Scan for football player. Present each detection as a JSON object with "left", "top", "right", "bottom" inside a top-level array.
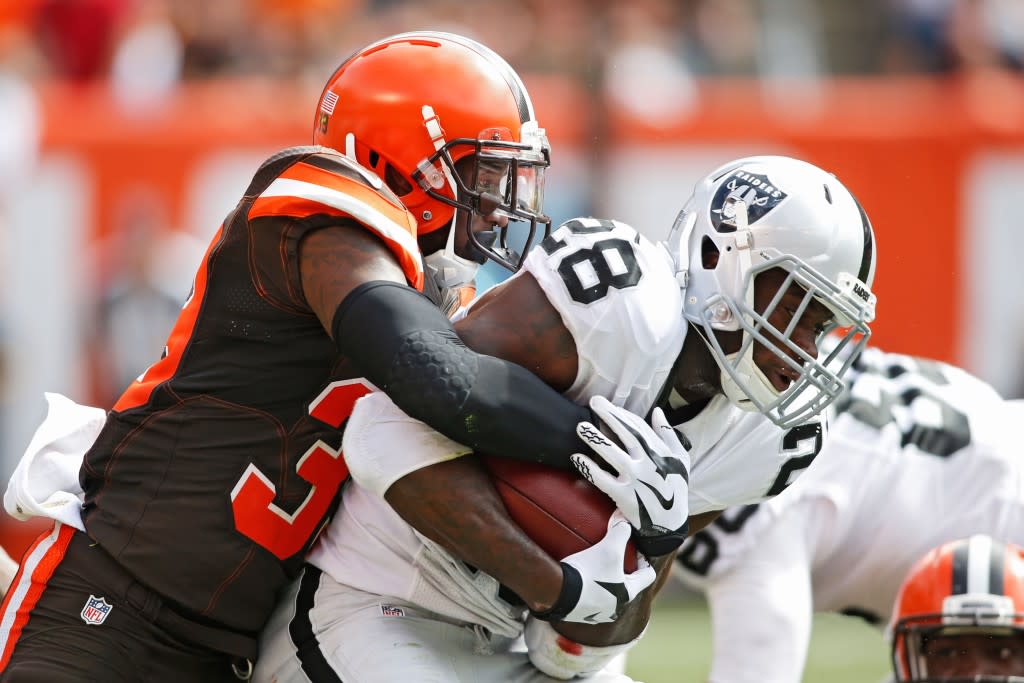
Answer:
[
  {"left": 0, "top": 32, "right": 681, "bottom": 682},
  {"left": 253, "top": 155, "right": 879, "bottom": 681},
  {"left": 891, "top": 535, "right": 1024, "bottom": 682},
  {"left": 674, "top": 345, "right": 1024, "bottom": 682}
]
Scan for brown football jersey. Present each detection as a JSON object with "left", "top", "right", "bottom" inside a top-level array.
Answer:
[{"left": 80, "top": 146, "right": 422, "bottom": 635}]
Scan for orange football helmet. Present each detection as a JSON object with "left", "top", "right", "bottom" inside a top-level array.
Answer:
[
  {"left": 890, "top": 535, "right": 1024, "bottom": 682},
  {"left": 313, "top": 31, "right": 551, "bottom": 285}
]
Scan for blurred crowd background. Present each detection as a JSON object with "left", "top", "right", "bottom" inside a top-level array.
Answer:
[
  {"left": 2, "top": 0, "right": 1024, "bottom": 514},
  {"left": 5, "top": 0, "right": 1024, "bottom": 85}
]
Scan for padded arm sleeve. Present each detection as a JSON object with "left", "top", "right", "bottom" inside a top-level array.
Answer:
[{"left": 332, "top": 281, "right": 589, "bottom": 469}]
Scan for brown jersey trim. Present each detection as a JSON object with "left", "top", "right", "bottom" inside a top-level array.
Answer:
[{"left": 112, "top": 224, "right": 224, "bottom": 412}]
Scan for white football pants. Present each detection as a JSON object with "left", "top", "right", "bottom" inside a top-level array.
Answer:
[{"left": 254, "top": 565, "right": 636, "bottom": 683}]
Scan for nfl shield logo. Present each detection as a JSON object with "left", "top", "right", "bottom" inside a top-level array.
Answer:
[
  {"left": 80, "top": 595, "right": 112, "bottom": 625},
  {"left": 380, "top": 604, "right": 405, "bottom": 617}
]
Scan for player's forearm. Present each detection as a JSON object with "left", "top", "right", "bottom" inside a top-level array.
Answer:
[
  {"left": 332, "top": 280, "right": 589, "bottom": 470},
  {"left": 383, "top": 455, "right": 564, "bottom": 613}
]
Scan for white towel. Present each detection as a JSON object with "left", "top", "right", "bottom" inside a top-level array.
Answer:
[{"left": 3, "top": 393, "right": 107, "bottom": 531}]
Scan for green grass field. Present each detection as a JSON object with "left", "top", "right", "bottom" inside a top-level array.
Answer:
[{"left": 624, "top": 589, "right": 892, "bottom": 682}]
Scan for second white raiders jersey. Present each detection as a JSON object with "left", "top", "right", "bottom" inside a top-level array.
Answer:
[{"left": 675, "top": 346, "right": 1024, "bottom": 626}]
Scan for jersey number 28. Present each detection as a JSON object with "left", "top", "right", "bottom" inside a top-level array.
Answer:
[{"left": 542, "top": 220, "right": 642, "bottom": 304}]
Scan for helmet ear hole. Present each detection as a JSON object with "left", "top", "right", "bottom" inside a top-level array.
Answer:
[
  {"left": 701, "top": 236, "right": 721, "bottom": 269},
  {"left": 384, "top": 164, "right": 413, "bottom": 196}
]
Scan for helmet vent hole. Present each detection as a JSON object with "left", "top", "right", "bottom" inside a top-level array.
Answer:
[
  {"left": 701, "top": 236, "right": 720, "bottom": 270},
  {"left": 823, "top": 184, "right": 833, "bottom": 204},
  {"left": 368, "top": 151, "right": 380, "bottom": 167}
]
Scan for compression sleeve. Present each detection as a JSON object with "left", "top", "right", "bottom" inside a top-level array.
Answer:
[{"left": 332, "top": 280, "right": 589, "bottom": 469}]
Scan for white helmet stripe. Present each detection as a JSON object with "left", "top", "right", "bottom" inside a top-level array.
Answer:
[{"left": 966, "top": 534, "right": 994, "bottom": 595}]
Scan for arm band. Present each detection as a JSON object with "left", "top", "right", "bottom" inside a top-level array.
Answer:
[
  {"left": 529, "top": 563, "right": 582, "bottom": 623},
  {"left": 332, "top": 281, "right": 589, "bottom": 469}
]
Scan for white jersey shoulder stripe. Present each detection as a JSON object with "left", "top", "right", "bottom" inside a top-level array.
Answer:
[{"left": 260, "top": 177, "right": 419, "bottom": 258}]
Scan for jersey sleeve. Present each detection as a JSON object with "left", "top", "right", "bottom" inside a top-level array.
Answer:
[
  {"left": 341, "top": 391, "right": 472, "bottom": 497},
  {"left": 522, "top": 217, "right": 685, "bottom": 416},
  {"left": 244, "top": 148, "right": 423, "bottom": 311}
]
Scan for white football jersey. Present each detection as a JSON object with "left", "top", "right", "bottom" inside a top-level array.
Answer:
[
  {"left": 674, "top": 347, "right": 1024, "bottom": 680},
  {"left": 674, "top": 395, "right": 825, "bottom": 516},
  {"left": 528, "top": 217, "right": 825, "bottom": 516}
]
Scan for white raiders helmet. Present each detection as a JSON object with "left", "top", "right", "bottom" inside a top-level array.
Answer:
[{"left": 664, "top": 155, "right": 877, "bottom": 428}]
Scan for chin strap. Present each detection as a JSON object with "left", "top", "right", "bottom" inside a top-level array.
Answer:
[
  {"left": 690, "top": 309, "right": 777, "bottom": 414},
  {"left": 420, "top": 104, "right": 479, "bottom": 290},
  {"left": 423, "top": 249, "right": 480, "bottom": 290}
]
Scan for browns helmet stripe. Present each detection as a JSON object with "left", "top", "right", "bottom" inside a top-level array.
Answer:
[
  {"left": 318, "top": 32, "right": 536, "bottom": 128},
  {"left": 952, "top": 539, "right": 970, "bottom": 595},
  {"left": 989, "top": 538, "right": 1007, "bottom": 596},
  {"left": 967, "top": 535, "right": 994, "bottom": 594},
  {"left": 951, "top": 535, "right": 1006, "bottom": 596}
]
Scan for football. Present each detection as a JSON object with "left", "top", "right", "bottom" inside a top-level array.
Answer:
[{"left": 481, "top": 455, "right": 637, "bottom": 573}]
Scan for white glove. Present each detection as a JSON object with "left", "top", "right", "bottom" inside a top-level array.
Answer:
[
  {"left": 572, "top": 395, "right": 691, "bottom": 557},
  {"left": 533, "top": 511, "right": 655, "bottom": 625}
]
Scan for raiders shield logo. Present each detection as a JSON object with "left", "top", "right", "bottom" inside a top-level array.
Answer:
[{"left": 710, "top": 171, "right": 788, "bottom": 232}]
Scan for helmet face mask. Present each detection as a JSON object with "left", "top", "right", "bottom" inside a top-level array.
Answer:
[
  {"left": 312, "top": 31, "right": 552, "bottom": 291},
  {"left": 891, "top": 536, "right": 1024, "bottom": 683},
  {"left": 698, "top": 254, "right": 871, "bottom": 427},
  {"left": 664, "top": 156, "right": 877, "bottom": 428},
  {"left": 412, "top": 122, "right": 551, "bottom": 274}
]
